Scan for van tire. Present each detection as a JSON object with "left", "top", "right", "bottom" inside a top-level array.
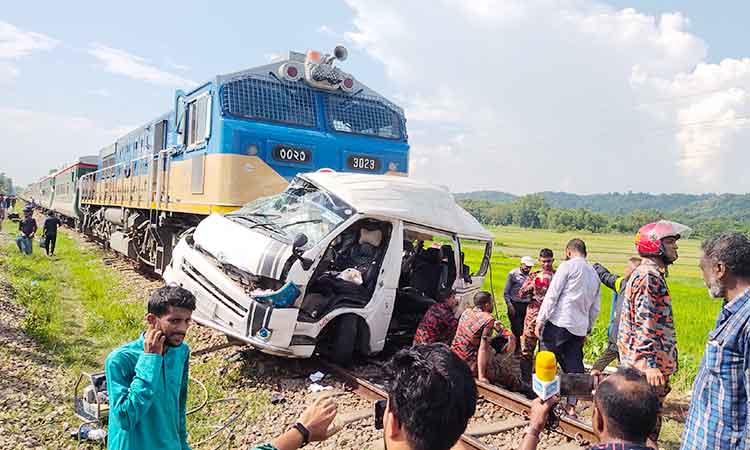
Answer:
[{"left": 331, "top": 314, "right": 358, "bottom": 367}]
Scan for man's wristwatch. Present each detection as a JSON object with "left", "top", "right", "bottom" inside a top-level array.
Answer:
[{"left": 292, "top": 422, "right": 311, "bottom": 446}]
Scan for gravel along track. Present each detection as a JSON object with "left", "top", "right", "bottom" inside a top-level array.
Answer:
[
  {"left": 0, "top": 230, "right": 76, "bottom": 449},
  {"left": 0, "top": 273, "right": 73, "bottom": 449},
  {"left": 327, "top": 360, "right": 589, "bottom": 450}
]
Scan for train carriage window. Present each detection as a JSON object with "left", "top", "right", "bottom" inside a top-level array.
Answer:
[{"left": 186, "top": 94, "right": 211, "bottom": 148}]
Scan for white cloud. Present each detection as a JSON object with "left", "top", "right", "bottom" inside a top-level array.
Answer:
[
  {"left": 88, "top": 43, "right": 196, "bottom": 88},
  {"left": 317, "top": 25, "right": 337, "bottom": 37},
  {"left": 345, "top": 0, "right": 749, "bottom": 193},
  {"left": 633, "top": 58, "right": 750, "bottom": 186},
  {"left": 0, "top": 21, "right": 59, "bottom": 82},
  {"left": 0, "top": 108, "right": 126, "bottom": 185}
]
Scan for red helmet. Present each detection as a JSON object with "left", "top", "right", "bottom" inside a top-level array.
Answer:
[{"left": 635, "top": 220, "right": 691, "bottom": 258}]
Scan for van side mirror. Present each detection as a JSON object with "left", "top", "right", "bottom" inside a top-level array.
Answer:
[
  {"left": 292, "top": 233, "right": 313, "bottom": 270},
  {"left": 293, "top": 233, "right": 308, "bottom": 249}
]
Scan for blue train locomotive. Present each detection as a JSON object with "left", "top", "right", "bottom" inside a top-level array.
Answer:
[{"left": 26, "top": 47, "right": 409, "bottom": 272}]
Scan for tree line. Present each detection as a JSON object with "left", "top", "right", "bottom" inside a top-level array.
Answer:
[
  {"left": 459, "top": 196, "right": 750, "bottom": 237},
  {"left": 0, "top": 173, "right": 13, "bottom": 196}
]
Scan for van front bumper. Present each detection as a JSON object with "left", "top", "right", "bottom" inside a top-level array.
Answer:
[{"left": 163, "top": 241, "right": 315, "bottom": 358}]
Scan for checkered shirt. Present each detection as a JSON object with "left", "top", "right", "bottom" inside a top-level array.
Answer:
[{"left": 681, "top": 288, "right": 750, "bottom": 450}]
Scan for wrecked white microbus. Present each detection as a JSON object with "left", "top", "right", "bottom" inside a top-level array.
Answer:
[{"left": 163, "top": 172, "right": 493, "bottom": 365}]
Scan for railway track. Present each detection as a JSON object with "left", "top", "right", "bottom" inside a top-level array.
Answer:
[{"left": 322, "top": 361, "right": 596, "bottom": 450}]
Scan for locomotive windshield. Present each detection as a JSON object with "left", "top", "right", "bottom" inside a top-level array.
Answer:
[
  {"left": 227, "top": 178, "right": 353, "bottom": 246},
  {"left": 325, "top": 93, "right": 404, "bottom": 140},
  {"left": 220, "top": 75, "right": 406, "bottom": 140}
]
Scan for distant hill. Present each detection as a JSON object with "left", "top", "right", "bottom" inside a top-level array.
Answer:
[
  {"left": 672, "top": 194, "right": 750, "bottom": 222},
  {"left": 534, "top": 192, "right": 715, "bottom": 215},
  {"left": 456, "top": 190, "right": 749, "bottom": 218},
  {"left": 454, "top": 191, "right": 517, "bottom": 203}
]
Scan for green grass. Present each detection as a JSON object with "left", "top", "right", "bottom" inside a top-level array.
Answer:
[
  {"left": 0, "top": 214, "right": 267, "bottom": 448},
  {"left": 463, "top": 225, "right": 720, "bottom": 393},
  {"left": 0, "top": 226, "right": 141, "bottom": 370}
]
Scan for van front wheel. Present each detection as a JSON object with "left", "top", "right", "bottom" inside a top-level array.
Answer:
[{"left": 331, "top": 314, "right": 358, "bottom": 367}]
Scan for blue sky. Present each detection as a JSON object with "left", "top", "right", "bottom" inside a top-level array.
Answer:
[
  {"left": 1, "top": 1, "right": 384, "bottom": 135},
  {"left": 2, "top": 1, "right": 749, "bottom": 194}
]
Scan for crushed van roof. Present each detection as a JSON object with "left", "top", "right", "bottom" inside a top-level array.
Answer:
[{"left": 300, "top": 172, "right": 493, "bottom": 240}]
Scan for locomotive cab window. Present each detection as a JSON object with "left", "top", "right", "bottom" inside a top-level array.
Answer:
[{"left": 186, "top": 94, "right": 211, "bottom": 148}]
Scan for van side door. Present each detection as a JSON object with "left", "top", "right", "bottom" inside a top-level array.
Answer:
[{"left": 454, "top": 238, "right": 492, "bottom": 315}]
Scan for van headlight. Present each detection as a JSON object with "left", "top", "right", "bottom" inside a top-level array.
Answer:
[{"left": 257, "top": 328, "right": 272, "bottom": 341}]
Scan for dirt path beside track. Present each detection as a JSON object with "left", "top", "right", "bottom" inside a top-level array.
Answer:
[{"left": 0, "top": 233, "right": 75, "bottom": 449}]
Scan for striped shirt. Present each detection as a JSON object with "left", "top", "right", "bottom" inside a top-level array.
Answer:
[
  {"left": 681, "top": 288, "right": 750, "bottom": 450},
  {"left": 451, "top": 307, "right": 495, "bottom": 376}
]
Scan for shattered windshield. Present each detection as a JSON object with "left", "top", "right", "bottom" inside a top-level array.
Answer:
[{"left": 228, "top": 178, "right": 354, "bottom": 246}]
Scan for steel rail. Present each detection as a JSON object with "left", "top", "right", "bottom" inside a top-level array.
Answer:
[
  {"left": 323, "top": 361, "right": 596, "bottom": 447},
  {"left": 321, "top": 361, "right": 491, "bottom": 450},
  {"left": 476, "top": 380, "right": 597, "bottom": 444}
]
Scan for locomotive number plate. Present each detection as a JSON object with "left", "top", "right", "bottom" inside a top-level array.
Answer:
[
  {"left": 272, "top": 145, "right": 312, "bottom": 164},
  {"left": 346, "top": 154, "right": 381, "bottom": 172}
]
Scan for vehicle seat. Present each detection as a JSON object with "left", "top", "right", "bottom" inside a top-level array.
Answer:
[
  {"left": 399, "top": 240, "right": 417, "bottom": 288},
  {"left": 438, "top": 245, "right": 457, "bottom": 297},
  {"left": 410, "top": 247, "right": 443, "bottom": 300},
  {"left": 333, "top": 226, "right": 384, "bottom": 290}
]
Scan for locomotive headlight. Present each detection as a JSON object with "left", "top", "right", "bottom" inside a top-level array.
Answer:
[
  {"left": 278, "top": 62, "right": 303, "bottom": 82},
  {"left": 340, "top": 77, "right": 356, "bottom": 92}
]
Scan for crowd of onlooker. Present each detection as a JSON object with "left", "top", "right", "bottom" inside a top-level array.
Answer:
[
  {"left": 94, "top": 219, "right": 750, "bottom": 450},
  {"left": 367, "top": 220, "right": 750, "bottom": 450}
]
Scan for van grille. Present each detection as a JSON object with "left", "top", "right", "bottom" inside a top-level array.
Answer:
[{"left": 181, "top": 261, "right": 248, "bottom": 316}]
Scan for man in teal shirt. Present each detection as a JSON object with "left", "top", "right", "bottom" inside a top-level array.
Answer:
[{"left": 106, "top": 286, "right": 196, "bottom": 450}]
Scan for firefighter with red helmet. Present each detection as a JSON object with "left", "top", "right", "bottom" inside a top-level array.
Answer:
[{"left": 617, "top": 220, "right": 691, "bottom": 448}]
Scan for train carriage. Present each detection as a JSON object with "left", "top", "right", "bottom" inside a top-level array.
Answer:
[
  {"left": 20, "top": 157, "right": 98, "bottom": 222},
  {"left": 77, "top": 47, "right": 410, "bottom": 273},
  {"left": 51, "top": 157, "right": 98, "bottom": 222},
  {"left": 38, "top": 176, "right": 54, "bottom": 211}
]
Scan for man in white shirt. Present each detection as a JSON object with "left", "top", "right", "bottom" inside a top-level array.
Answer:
[{"left": 535, "top": 238, "right": 600, "bottom": 417}]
